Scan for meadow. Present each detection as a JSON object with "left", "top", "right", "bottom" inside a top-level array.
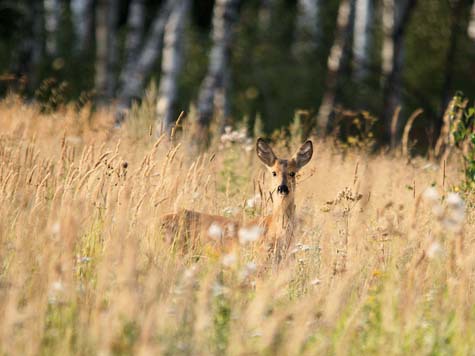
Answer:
[{"left": 0, "top": 94, "right": 474, "bottom": 355}]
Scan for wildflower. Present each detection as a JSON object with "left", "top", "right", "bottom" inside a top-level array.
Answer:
[
  {"left": 443, "top": 192, "right": 465, "bottom": 232},
  {"left": 212, "top": 282, "right": 227, "bottom": 297},
  {"left": 208, "top": 223, "right": 223, "bottom": 241},
  {"left": 51, "top": 222, "right": 60, "bottom": 235},
  {"left": 221, "top": 253, "right": 237, "bottom": 267},
  {"left": 239, "top": 261, "right": 257, "bottom": 280},
  {"left": 423, "top": 187, "right": 439, "bottom": 204},
  {"left": 238, "top": 225, "right": 263, "bottom": 244},
  {"left": 246, "top": 194, "right": 261, "bottom": 209},
  {"left": 311, "top": 278, "right": 321, "bottom": 285},
  {"left": 77, "top": 256, "right": 91, "bottom": 264},
  {"left": 427, "top": 241, "right": 443, "bottom": 259},
  {"left": 222, "top": 206, "right": 240, "bottom": 216},
  {"left": 48, "top": 280, "right": 65, "bottom": 304}
]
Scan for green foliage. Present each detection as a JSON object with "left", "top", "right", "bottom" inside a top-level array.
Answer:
[{"left": 449, "top": 92, "right": 475, "bottom": 188}]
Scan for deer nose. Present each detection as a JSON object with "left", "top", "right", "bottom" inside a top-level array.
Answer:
[{"left": 277, "top": 185, "right": 289, "bottom": 195}]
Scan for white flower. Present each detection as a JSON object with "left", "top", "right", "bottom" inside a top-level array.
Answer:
[
  {"left": 443, "top": 193, "right": 465, "bottom": 232},
  {"left": 208, "top": 223, "right": 223, "bottom": 241},
  {"left": 246, "top": 194, "right": 261, "bottom": 209},
  {"left": 51, "top": 222, "right": 60, "bottom": 235},
  {"left": 239, "top": 262, "right": 257, "bottom": 280},
  {"left": 427, "top": 241, "right": 443, "bottom": 259},
  {"left": 212, "top": 282, "right": 228, "bottom": 297},
  {"left": 221, "top": 253, "right": 237, "bottom": 267},
  {"left": 311, "top": 278, "right": 321, "bottom": 285},
  {"left": 238, "top": 225, "right": 264, "bottom": 244},
  {"left": 423, "top": 187, "right": 439, "bottom": 203},
  {"left": 446, "top": 192, "right": 463, "bottom": 206},
  {"left": 48, "top": 280, "right": 65, "bottom": 304},
  {"left": 222, "top": 206, "right": 240, "bottom": 216}
]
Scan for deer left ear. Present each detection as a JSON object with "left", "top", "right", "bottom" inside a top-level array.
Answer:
[{"left": 294, "top": 140, "right": 313, "bottom": 170}]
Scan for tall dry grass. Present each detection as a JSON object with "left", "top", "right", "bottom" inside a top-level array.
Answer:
[{"left": 0, "top": 94, "right": 474, "bottom": 355}]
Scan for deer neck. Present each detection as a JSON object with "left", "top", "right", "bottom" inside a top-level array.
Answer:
[{"left": 270, "top": 195, "right": 296, "bottom": 234}]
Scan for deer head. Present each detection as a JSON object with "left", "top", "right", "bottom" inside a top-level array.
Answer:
[{"left": 256, "top": 138, "right": 313, "bottom": 204}]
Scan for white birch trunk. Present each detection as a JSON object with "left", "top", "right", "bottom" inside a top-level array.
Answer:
[
  {"left": 71, "top": 0, "right": 94, "bottom": 52},
  {"left": 156, "top": 0, "right": 190, "bottom": 134},
  {"left": 381, "top": 0, "right": 396, "bottom": 79},
  {"left": 316, "top": 0, "right": 353, "bottom": 132},
  {"left": 293, "top": 0, "right": 320, "bottom": 55},
  {"left": 468, "top": 1, "right": 475, "bottom": 41},
  {"left": 196, "top": 0, "right": 240, "bottom": 132},
  {"left": 44, "top": 0, "right": 60, "bottom": 56},
  {"left": 353, "top": 0, "right": 372, "bottom": 79},
  {"left": 116, "top": 0, "right": 175, "bottom": 121}
]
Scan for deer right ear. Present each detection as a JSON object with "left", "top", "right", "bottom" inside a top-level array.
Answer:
[{"left": 256, "top": 138, "right": 276, "bottom": 167}]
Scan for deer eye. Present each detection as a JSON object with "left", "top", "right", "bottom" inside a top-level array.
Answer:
[
  {"left": 272, "top": 171, "right": 277, "bottom": 177},
  {"left": 289, "top": 172, "right": 295, "bottom": 177}
]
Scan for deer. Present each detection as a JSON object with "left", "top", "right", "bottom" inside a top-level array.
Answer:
[{"left": 160, "top": 138, "right": 313, "bottom": 261}]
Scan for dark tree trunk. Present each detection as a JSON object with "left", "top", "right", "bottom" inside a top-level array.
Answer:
[
  {"left": 381, "top": 0, "right": 417, "bottom": 148},
  {"left": 438, "top": 0, "right": 465, "bottom": 135},
  {"left": 316, "top": 0, "right": 354, "bottom": 133},
  {"left": 44, "top": 0, "right": 60, "bottom": 57},
  {"left": 116, "top": 0, "right": 175, "bottom": 123},
  {"left": 71, "top": 0, "right": 94, "bottom": 53}
]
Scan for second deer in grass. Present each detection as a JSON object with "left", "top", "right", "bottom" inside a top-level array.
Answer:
[{"left": 161, "top": 138, "right": 313, "bottom": 260}]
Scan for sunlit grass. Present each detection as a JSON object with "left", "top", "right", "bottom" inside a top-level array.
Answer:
[{"left": 0, "top": 95, "right": 474, "bottom": 355}]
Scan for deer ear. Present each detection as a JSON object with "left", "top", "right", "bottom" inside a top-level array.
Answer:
[
  {"left": 294, "top": 140, "right": 313, "bottom": 170},
  {"left": 256, "top": 138, "right": 276, "bottom": 167}
]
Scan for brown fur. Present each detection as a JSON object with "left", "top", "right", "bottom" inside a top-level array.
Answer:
[{"left": 160, "top": 139, "right": 313, "bottom": 259}]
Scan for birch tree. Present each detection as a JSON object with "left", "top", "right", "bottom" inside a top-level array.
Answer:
[
  {"left": 71, "top": 0, "right": 94, "bottom": 52},
  {"left": 116, "top": 0, "right": 175, "bottom": 122},
  {"left": 293, "top": 0, "right": 320, "bottom": 55},
  {"left": 316, "top": 0, "right": 354, "bottom": 133},
  {"left": 381, "top": 0, "right": 417, "bottom": 147},
  {"left": 468, "top": 1, "right": 475, "bottom": 42},
  {"left": 156, "top": 0, "right": 190, "bottom": 134},
  {"left": 196, "top": 0, "right": 240, "bottom": 136},
  {"left": 121, "top": 0, "right": 146, "bottom": 82},
  {"left": 353, "top": 0, "right": 372, "bottom": 79},
  {"left": 44, "top": 0, "right": 60, "bottom": 57}
]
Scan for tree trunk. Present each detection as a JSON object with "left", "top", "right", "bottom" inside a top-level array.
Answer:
[
  {"left": 116, "top": 0, "right": 175, "bottom": 123},
  {"left": 353, "top": 0, "right": 372, "bottom": 79},
  {"left": 156, "top": 0, "right": 190, "bottom": 135},
  {"left": 468, "top": 1, "right": 475, "bottom": 42},
  {"left": 44, "top": 0, "right": 60, "bottom": 57},
  {"left": 120, "top": 0, "right": 146, "bottom": 86},
  {"left": 381, "top": 0, "right": 417, "bottom": 148},
  {"left": 71, "top": 0, "right": 94, "bottom": 52},
  {"left": 11, "top": 1, "right": 44, "bottom": 92},
  {"left": 95, "top": 0, "right": 108, "bottom": 104},
  {"left": 316, "top": 0, "right": 353, "bottom": 133},
  {"left": 95, "top": 0, "right": 119, "bottom": 105},
  {"left": 196, "top": 0, "right": 240, "bottom": 137},
  {"left": 30, "top": 1, "right": 45, "bottom": 91},
  {"left": 258, "top": 0, "right": 277, "bottom": 30},
  {"left": 293, "top": 0, "right": 320, "bottom": 55},
  {"left": 106, "top": 0, "right": 119, "bottom": 98}
]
